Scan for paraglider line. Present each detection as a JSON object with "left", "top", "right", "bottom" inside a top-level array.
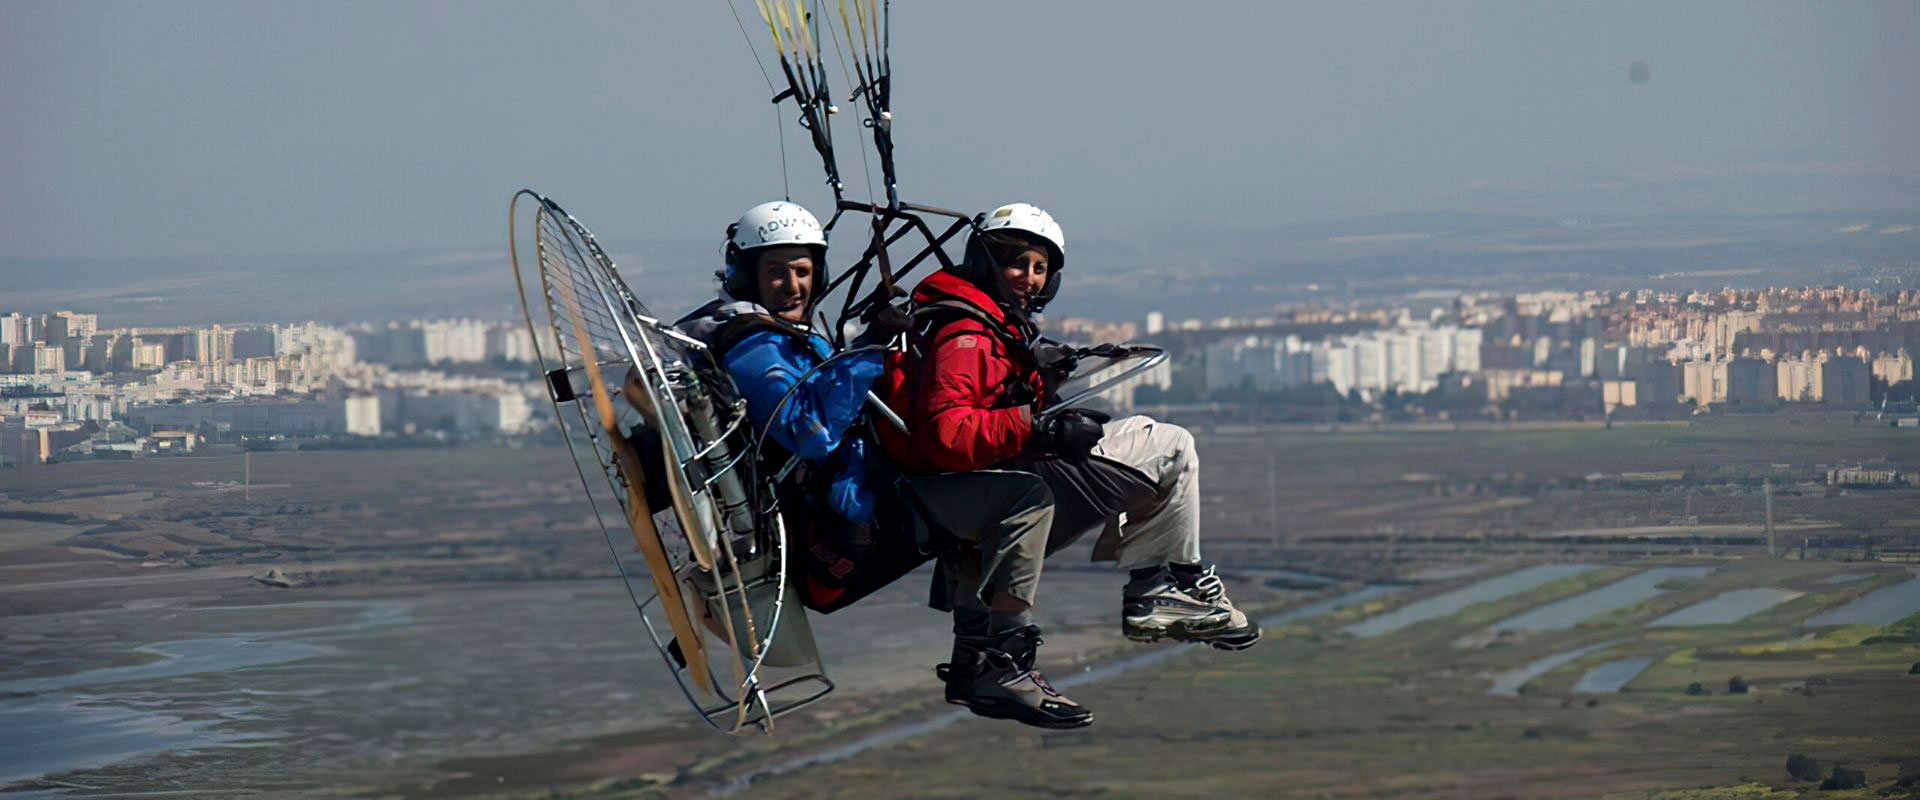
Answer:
[{"left": 721, "top": 0, "right": 794, "bottom": 200}]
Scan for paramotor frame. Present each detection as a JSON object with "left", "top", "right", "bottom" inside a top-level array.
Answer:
[{"left": 509, "top": 189, "right": 832, "bottom": 733}]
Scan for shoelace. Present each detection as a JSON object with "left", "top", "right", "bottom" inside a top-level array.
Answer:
[{"left": 1184, "top": 565, "right": 1225, "bottom": 603}]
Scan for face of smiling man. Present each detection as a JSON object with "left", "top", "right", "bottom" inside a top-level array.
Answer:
[{"left": 753, "top": 245, "right": 815, "bottom": 323}]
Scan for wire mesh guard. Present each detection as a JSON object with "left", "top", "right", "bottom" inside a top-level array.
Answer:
[{"left": 509, "top": 190, "right": 831, "bottom": 733}]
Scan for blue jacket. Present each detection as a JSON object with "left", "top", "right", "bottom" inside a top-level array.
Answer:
[{"left": 677, "top": 297, "right": 884, "bottom": 524}]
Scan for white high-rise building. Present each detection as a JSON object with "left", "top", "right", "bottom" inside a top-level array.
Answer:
[
  {"left": 1417, "top": 327, "right": 1454, "bottom": 382},
  {"left": 421, "top": 320, "right": 488, "bottom": 363},
  {"left": 1205, "top": 325, "right": 1485, "bottom": 396},
  {"left": 0, "top": 313, "right": 27, "bottom": 348},
  {"left": 1451, "top": 327, "right": 1483, "bottom": 374},
  {"left": 1531, "top": 336, "right": 1555, "bottom": 367},
  {"left": 193, "top": 325, "right": 235, "bottom": 363},
  {"left": 484, "top": 322, "right": 553, "bottom": 363},
  {"left": 51, "top": 311, "right": 98, "bottom": 342},
  {"left": 345, "top": 395, "right": 382, "bottom": 435},
  {"left": 1382, "top": 331, "right": 1419, "bottom": 392},
  {"left": 1351, "top": 337, "right": 1387, "bottom": 392},
  {"left": 276, "top": 323, "right": 357, "bottom": 368}
]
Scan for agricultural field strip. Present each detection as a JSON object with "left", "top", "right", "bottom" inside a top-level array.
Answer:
[
  {"left": 1488, "top": 638, "right": 1631, "bottom": 696},
  {"left": 1649, "top": 587, "right": 1803, "bottom": 626},
  {"left": 1805, "top": 571, "right": 1920, "bottom": 626},
  {"left": 1480, "top": 566, "right": 1717, "bottom": 635},
  {"left": 1572, "top": 656, "right": 1658, "bottom": 693},
  {"left": 1344, "top": 561, "right": 1910, "bottom": 697},
  {"left": 1343, "top": 564, "right": 1596, "bottom": 638}
]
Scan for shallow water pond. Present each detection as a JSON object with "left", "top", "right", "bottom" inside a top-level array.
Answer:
[
  {"left": 1345, "top": 564, "right": 1594, "bottom": 638},
  {"left": 1486, "top": 638, "right": 1627, "bottom": 697},
  {"left": 0, "top": 637, "right": 336, "bottom": 695},
  {"left": 1485, "top": 566, "right": 1714, "bottom": 633},
  {"left": 1650, "top": 588, "right": 1801, "bottom": 626},
  {"left": 1805, "top": 572, "right": 1920, "bottom": 626},
  {"left": 0, "top": 693, "right": 271, "bottom": 787},
  {"left": 1572, "top": 656, "right": 1656, "bottom": 693}
]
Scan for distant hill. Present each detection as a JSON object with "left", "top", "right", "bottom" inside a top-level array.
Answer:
[
  {"left": 0, "top": 239, "right": 719, "bottom": 328},
  {"left": 4, "top": 211, "right": 1914, "bottom": 328}
]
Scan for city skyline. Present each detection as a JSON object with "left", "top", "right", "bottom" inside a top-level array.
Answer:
[{"left": 6, "top": 283, "right": 1916, "bottom": 467}]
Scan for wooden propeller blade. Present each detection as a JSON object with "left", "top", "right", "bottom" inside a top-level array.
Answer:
[
  {"left": 608, "top": 437, "right": 713, "bottom": 694},
  {"left": 551, "top": 260, "right": 713, "bottom": 695},
  {"left": 620, "top": 372, "right": 758, "bottom": 724}
]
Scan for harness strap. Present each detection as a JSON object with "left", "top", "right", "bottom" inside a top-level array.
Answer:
[
  {"left": 705, "top": 313, "right": 809, "bottom": 363},
  {"left": 910, "top": 299, "right": 1042, "bottom": 408}
]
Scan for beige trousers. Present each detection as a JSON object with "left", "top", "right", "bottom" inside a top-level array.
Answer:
[{"left": 1087, "top": 415, "right": 1204, "bottom": 569}]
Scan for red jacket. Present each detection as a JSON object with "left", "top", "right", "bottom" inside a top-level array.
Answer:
[{"left": 877, "top": 270, "right": 1043, "bottom": 473}]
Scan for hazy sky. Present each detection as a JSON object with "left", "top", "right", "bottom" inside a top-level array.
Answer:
[{"left": 4, "top": 0, "right": 1917, "bottom": 259}]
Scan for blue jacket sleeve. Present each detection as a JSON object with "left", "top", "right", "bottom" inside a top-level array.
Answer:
[{"left": 722, "top": 330, "right": 884, "bottom": 462}]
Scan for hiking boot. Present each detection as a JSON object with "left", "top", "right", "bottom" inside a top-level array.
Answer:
[
  {"left": 936, "top": 625, "right": 1092, "bottom": 730},
  {"left": 1122, "top": 565, "right": 1233, "bottom": 643},
  {"left": 1167, "top": 564, "right": 1261, "bottom": 651}
]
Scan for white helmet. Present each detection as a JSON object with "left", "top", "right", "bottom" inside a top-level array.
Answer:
[
  {"left": 976, "top": 203, "right": 1065, "bottom": 270},
  {"left": 722, "top": 201, "right": 828, "bottom": 302},
  {"left": 728, "top": 201, "right": 826, "bottom": 253}
]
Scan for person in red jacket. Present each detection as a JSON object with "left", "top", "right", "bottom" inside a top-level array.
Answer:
[{"left": 878, "top": 203, "right": 1261, "bottom": 657}]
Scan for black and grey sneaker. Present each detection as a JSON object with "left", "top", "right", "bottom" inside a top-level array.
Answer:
[
  {"left": 1168, "top": 564, "right": 1260, "bottom": 651},
  {"left": 1123, "top": 564, "right": 1260, "bottom": 650},
  {"left": 936, "top": 625, "right": 1092, "bottom": 730},
  {"left": 1122, "top": 566, "right": 1234, "bottom": 643}
]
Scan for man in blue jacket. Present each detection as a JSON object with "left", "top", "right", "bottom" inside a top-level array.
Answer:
[
  {"left": 673, "top": 201, "right": 1091, "bottom": 729},
  {"left": 675, "top": 202, "right": 885, "bottom": 535}
]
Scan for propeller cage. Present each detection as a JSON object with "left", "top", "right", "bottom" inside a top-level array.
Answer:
[{"left": 511, "top": 190, "right": 831, "bottom": 733}]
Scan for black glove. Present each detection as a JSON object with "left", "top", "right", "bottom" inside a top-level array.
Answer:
[
  {"left": 1032, "top": 407, "right": 1110, "bottom": 462},
  {"left": 850, "top": 303, "right": 913, "bottom": 349},
  {"left": 866, "top": 304, "right": 913, "bottom": 338},
  {"left": 1032, "top": 341, "right": 1078, "bottom": 390}
]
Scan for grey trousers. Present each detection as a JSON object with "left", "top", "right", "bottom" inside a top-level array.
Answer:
[{"left": 902, "top": 470, "right": 1053, "bottom": 613}]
